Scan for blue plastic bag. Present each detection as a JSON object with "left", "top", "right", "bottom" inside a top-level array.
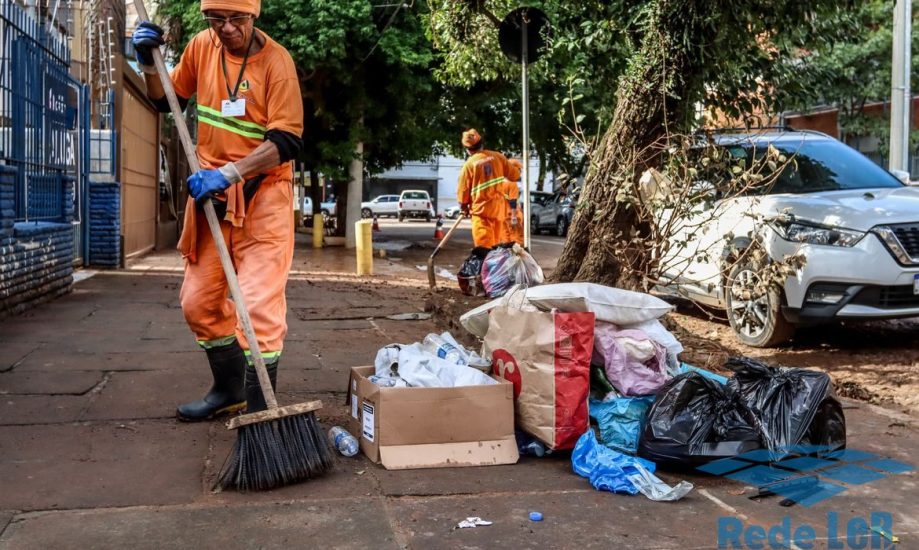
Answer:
[
  {"left": 571, "top": 430, "right": 657, "bottom": 495},
  {"left": 589, "top": 396, "right": 655, "bottom": 455}
]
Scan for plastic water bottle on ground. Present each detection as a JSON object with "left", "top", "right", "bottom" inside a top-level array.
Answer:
[
  {"left": 422, "top": 333, "right": 466, "bottom": 365},
  {"left": 515, "top": 430, "right": 549, "bottom": 457},
  {"left": 329, "top": 426, "right": 359, "bottom": 457},
  {"left": 521, "top": 440, "right": 547, "bottom": 457}
]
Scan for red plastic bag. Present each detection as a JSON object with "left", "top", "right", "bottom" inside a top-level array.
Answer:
[{"left": 485, "top": 306, "right": 595, "bottom": 450}]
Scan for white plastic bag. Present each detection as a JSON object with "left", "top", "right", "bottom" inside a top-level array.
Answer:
[
  {"left": 396, "top": 344, "right": 498, "bottom": 388},
  {"left": 374, "top": 344, "right": 402, "bottom": 378},
  {"left": 481, "top": 245, "right": 545, "bottom": 298}
]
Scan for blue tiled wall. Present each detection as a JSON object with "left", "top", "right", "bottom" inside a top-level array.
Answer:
[
  {"left": 88, "top": 180, "right": 121, "bottom": 268},
  {"left": 0, "top": 166, "right": 75, "bottom": 316}
]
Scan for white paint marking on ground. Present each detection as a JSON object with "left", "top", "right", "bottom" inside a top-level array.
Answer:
[
  {"left": 530, "top": 238, "right": 566, "bottom": 247},
  {"left": 698, "top": 489, "right": 749, "bottom": 522},
  {"left": 72, "top": 270, "right": 99, "bottom": 283}
]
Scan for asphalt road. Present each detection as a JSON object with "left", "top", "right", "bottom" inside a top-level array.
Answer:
[{"left": 370, "top": 217, "right": 566, "bottom": 275}]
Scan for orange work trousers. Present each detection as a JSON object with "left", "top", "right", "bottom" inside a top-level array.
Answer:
[
  {"left": 179, "top": 179, "right": 294, "bottom": 358},
  {"left": 501, "top": 204, "right": 525, "bottom": 247},
  {"left": 471, "top": 215, "right": 504, "bottom": 249}
]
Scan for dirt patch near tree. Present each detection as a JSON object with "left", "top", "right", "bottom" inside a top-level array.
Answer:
[
  {"left": 667, "top": 306, "right": 919, "bottom": 415},
  {"left": 426, "top": 288, "right": 919, "bottom": 416}
]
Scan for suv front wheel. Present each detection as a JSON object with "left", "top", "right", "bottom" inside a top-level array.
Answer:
[
  {"left": 556, "top": 216, "right": 568, "bottom": 237},
  {"left": 724, "top": 257, "right": 795, "bottom": 347}
]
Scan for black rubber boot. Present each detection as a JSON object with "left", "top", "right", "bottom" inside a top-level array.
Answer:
[
  {"left": 244, "top": 360, "right": 279, "bottom": 413},
  {"left": 176, "top": 342, "right": 247, "bottom": 421}
]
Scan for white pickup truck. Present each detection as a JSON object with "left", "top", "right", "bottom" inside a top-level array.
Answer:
[{"left": 398, "top": 190, "right": 435, "bottom": 222}]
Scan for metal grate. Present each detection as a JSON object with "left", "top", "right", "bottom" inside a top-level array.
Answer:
[
  {"left": 852, "top": 285, "right": 919, "bottom": 309},
  {"left": 1, "top": 1, "right": 77, "bottom": 222},
  {"left": 26, "top": 173, "right": 63, "bottom": 219},
  {"left": 891, "top": 223, "right": 919, "bottom": 258}
]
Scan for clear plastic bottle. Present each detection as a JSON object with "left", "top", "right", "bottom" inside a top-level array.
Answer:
[
  {"left": 328, "top": 426, "right": 359, "bottom": 457},
  {"left": 521, "top": 440, "right": 547, "bottom": 458},
  {"left": 422, "top": 333, "right": 467, "bottom": 365}
]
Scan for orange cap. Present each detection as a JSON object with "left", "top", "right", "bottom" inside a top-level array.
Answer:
[
  {"left": 201, "top": 0, "right": 260, "bottom": 17},
  {"left": 461, "top": 129, "right": 482, "bottom": 148},
  {"left": 508, "top": 159, "right": 523, "bottom": 169}
]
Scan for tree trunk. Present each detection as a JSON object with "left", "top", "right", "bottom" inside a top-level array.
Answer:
[
  {"left": 334, "top": 180, "right": 348, "bottom": 237},
  {"left": 537, "top": 154, "right": 547, "bottom": 192},
  {"left": 552, "top": 1, "right": 699, "bottom": 290}
]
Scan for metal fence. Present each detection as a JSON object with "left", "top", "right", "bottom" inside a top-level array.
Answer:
[{"left": 0, "top": 0, "right": 79, "bottom": 222}]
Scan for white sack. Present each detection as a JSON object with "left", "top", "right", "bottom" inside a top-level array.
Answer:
[{"left": 460, "top": 283, "right": 673, "bottom": 338}]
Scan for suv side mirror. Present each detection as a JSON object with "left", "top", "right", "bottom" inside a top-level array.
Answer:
[{"left": 891, "top": 169, "right": 911, "bottom": 185}]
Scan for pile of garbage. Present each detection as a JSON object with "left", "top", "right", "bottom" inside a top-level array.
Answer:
[
  {"left": 458, "top": 244, "right": 544, "bottom": 298},
  {"left": 458, "top": 281, "right": 847, "bottom": 500},
  {"left": 353, "top": 280, "right": 847, "bottom": 503}
]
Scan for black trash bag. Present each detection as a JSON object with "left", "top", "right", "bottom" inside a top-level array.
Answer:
[
  {"left": 457, "top": 249, "right": 487, "bottom": 296},
  {"left": 725, "top": 356, "right": 846, "bottom": 455},
  {"left": 637, "top": 372, "right": 762, "bottom": 468}
]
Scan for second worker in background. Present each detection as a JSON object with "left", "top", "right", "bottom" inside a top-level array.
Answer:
[{"left": 456, "top": 129, "right": 520, "bottom": 256}]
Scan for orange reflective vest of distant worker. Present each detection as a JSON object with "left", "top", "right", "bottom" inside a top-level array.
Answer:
[{"left": 457, "top": 149, "right": 520, "bottom": 249}]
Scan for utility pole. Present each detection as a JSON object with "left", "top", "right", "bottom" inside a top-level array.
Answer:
[
  {"left": 520, "top": 16, "right": 531, "bottom": 249},
  {"left": 890, "top": 0, "right": 911, "bottom": 173}
]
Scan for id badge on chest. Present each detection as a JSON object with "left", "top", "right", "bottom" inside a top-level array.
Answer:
[{"left": 221, "top": 98, "right": 246, "bottom": 117}]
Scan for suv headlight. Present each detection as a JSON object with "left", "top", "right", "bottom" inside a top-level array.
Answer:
[{"left": 773, "top": 222, "right": 865, "bottom": 247}]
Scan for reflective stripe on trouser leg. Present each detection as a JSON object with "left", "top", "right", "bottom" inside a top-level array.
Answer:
[
  {"left": 196, "top": 335, "right": 238, "bottom": 349},
  {"left": 231, "top": 177, "right": 294, "bottom": 357}
]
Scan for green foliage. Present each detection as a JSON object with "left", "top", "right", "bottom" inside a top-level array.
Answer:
[
  {"left": 428, "top": 1, "right": 849, "bottom": 149},
  {"left": 778, "top": 0, "right": 919, "bottom": 156},
  {"left": 157, "top": 0, "right": 446, "bottom": 178},
  {"left": 426, "top": 1, "right": 633, "bottom": 179}
]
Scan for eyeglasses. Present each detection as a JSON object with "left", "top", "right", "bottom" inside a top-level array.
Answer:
[{"left": 203, "top": 14, "right": 252, "bottom": 29}]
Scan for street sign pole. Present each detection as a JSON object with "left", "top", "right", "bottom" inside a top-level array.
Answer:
[
  {"left": 498, "top": 7, "right": 549, "bottom": 249},
  {"left": 521, "top": 16, "right": 531, "bottom": 249}
]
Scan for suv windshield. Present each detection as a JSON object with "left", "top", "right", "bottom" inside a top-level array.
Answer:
[
  {"left": 402, "top": 192, "right": 427, "bottom": 200},
  {"left": 724, "top": 138, "right": 903, "bottom": 195}
]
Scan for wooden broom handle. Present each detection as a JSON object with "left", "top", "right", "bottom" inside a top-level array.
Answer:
[{"left": 133, "top": 0, "right": 278, "bottom": 410}]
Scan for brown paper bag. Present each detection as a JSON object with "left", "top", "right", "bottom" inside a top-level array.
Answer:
[{"left": 484, "top": 305, "right": 595, "bottom": 450}]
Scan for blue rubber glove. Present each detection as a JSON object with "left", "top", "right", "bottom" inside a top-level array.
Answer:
[
  {"left": 131, "top": 21, "right": 165, "bottom": 67},
  {"left": 188, "top": 169, "right": 232, "bottom": 206}
]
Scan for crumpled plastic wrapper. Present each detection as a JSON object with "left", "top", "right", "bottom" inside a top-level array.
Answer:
[{"left": 455, "top": 517, "right": 493, "bottom": 529}]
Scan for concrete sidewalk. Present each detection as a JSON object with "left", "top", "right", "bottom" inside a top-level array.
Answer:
[{"left": 1, "top": 239, "right": 918, "bottom": 549}]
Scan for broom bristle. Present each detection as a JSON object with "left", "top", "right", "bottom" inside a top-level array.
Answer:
[{"left": 214, "top": 412, "right": 334, "bottom": 492}]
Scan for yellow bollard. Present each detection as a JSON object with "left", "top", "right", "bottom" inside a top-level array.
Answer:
[
  {"left": 312, "top": 214, "right": 323, "bottom": 249},
  {"left": 355, "top": 219, "right": 373, "bottom": 276}
]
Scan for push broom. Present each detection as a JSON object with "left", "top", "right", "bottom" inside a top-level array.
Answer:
[{"left": 133, "top": 0, "right": 334, "bottom": 491}]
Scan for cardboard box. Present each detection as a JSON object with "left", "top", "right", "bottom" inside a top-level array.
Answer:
[{"left": 346, "top": 366, "right": 519, "bottom": 470}]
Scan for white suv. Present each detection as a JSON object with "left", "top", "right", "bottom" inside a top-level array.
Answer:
[
  {"left": 661, "top": 130, "right": 919, "bottom": 347},
  {"left": 361, "top": 194, "right": 400, "bottom": 218}
]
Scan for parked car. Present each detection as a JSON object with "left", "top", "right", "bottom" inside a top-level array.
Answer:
[
  {"left": 398, "top": 190, "right": 435, "bottom": 221},
  {"left": 659, "top": 129, "right": 919, "bottom": 347},
  {"left": 532, "top": 189, "right": 577, "bottom": 236},
  {"left": 361, "top": 194, "right": 401, "bottom": 218},
  {"left": 320, "top": 198, "right": 337, "bottom": 216},
  {"left": 444, "top": 204, "right": 462, "bottom": 219},
  {"left": 299, "top": 196, "right": 337, "bottom": 220},
  {"left": 298, "top": 196, "right": 313, "bottom": 223}
]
